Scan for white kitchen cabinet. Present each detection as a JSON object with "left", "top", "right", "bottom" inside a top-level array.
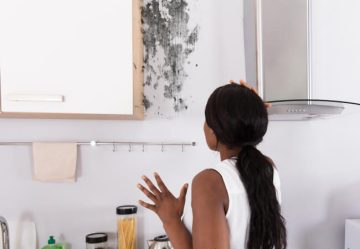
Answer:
[{"left": 0, "top": 0, "right": 143, "bottom": 119}]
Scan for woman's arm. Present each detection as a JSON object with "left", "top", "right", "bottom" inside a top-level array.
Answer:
[
  {"left": 138, "top": 170, "right": 229, "bottom": 249},
  {"left": 137, "top": 173, "right": 192, "bottom": 249},
  {"left": 163, "top": 219, "right": 192, "bottom": 249},
  {"left": 192, "top": 169, "right": 230, "bottom": 249}
]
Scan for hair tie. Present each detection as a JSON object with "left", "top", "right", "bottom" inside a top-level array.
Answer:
[
  {"left": 242, "top": 144, "right": 255, "bottom": 149},
  {"left": 238, "top": 145, "right": 255, "bottom": 155}
]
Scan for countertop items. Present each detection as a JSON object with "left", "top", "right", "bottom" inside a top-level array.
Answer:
[
  {"left": 0, "top": 216, "right": 9, "bottom": 249},
  {"left": 12, "top": 221, "right": 36, "bottom": 249},
  {"left": 86, "top": 233, "right": 108, "bottom": 249},
  {"left": 147, "top": 235, "right": 173, "bottom": 249},
  {"left": 1, "top": 218, "right": 37, "bottom": 249},
  {"left": 117, "top": 205, "right": 137, "bottom": 249},
  {"left": 41, "top": 236, "right": 61, "bottom": 249},
  {"left": 345, "top": 219, "right": 360, "bottom": 249}
]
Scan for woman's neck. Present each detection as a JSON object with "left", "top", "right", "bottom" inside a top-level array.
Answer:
[{"left": 218, "top": 144, "right": 241, "bottom": 161}]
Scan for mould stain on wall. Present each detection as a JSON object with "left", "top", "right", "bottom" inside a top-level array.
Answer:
[{"left": 142, "top": 0, "right": 199, "bottom": 117}]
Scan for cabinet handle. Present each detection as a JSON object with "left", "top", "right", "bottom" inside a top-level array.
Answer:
[{"left": 6, "top": 94, "right": 65, "bottom": 102}]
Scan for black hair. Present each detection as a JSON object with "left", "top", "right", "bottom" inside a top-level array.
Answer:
[{"left": 205, "top": 84, "right": 287, "bottom": 249}]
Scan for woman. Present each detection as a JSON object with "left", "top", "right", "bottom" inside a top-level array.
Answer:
[{"left": 137, "top": 81, "right": 287, "bottom": 249}]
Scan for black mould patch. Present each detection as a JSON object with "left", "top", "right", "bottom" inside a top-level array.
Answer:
[
  {"left": 174, "top": 97, "right": 188, "bottom": 112},
  {"left": 187, "top": 26, "right": 199, "bottom": 46},
  {"left": 145, "top": 75, "right": 152, "bottom": 86},
  {"left": 142, "top": 0, "right": 199, "bottom": 115},
  {"left": 143, "top": 95, "right": 152, "bottom": 110}
]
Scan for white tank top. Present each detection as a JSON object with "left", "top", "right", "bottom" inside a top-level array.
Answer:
[{"left": 182, "top": 158, "right": 282, "bottom": 249}]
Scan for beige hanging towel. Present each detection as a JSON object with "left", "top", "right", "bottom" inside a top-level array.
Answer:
[{"left": 32, "top": 142, "right": 78, "bottom": 182}]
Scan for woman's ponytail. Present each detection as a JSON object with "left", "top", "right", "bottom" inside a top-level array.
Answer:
[{"left": 236, "top": 146, "right": 287, "bottom": 249}]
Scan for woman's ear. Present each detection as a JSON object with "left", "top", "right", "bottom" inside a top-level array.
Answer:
[
  {"left": 204, "top": 122, "right": 220, "bottom": 151},
  {"left": 210, "top": 129, "right": 220, "bottom": 151}
]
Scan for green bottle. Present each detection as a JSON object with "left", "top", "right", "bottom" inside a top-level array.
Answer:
[{"left": 41, "top": 236, "right": 62, "bottom": 249}]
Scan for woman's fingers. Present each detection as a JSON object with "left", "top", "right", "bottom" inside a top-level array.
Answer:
[
  {"left": 138, "top": 200, "right": 156, "bottom": 212},
  {"left": 240, "top": 80, "right": 259, "bottom": 94},
  {"left": 230, "top": 79, "right": 271, "bottom": 108},
  {"left": 178, "top": 184, "right": 189, "bottom": 216},
  {"left": 179, "top": 183, "right": 189, "bottom": 202},
  {"left": 137, "top": 183, "right": 157, "bottom": 202},
  {"left": 239, "top": 80, "right": 249, "bottom": 88},
  {"left": 265, "top": 102, "right": 272, "bottom": 109},
  {"left": 154, "top": 172, "right": 170, "bottom": 193},
  {"left": 142, "top": 175, "right": 161, "bottom": 196},
  {"left": 230, "top": 79, "right": 257, "bottom": 92}
]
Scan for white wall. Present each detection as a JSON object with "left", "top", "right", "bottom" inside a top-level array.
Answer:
[
  {"left": 0, "top": 0, "right": 246, "bottom": 248},
  {"left": 263, "top": 116, "right": 360, "bottom": 249},
  {"left": 1, "top": 1, "right": 360, "bottom": 249}
]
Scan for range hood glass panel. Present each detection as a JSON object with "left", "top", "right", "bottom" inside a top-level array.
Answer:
[
  {"left": 268, "top": 99, "right": 360, "bottom": 121},
  {"left": 262, "top": 0, "right": 309, "bottom": 101}
]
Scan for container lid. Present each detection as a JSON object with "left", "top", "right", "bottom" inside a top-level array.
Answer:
[
  {"left": 86, "top": 233, "right": 108, "bottom": 244},
  {"left": 116, "top": 205, "right": 138, "bottom": 215},
  {"left": 154, "top": 235, "right": 169, "bottom": 242},
  {"left": 48, "top": 236, "right": 56, "bottom": 245}
]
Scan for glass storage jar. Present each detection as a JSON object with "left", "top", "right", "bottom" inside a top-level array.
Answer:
[
  {"left": 86, "top": 233, "right": 108, "bottom": 249},
  {"left": 116, "top": 205, "right": 137, "bottom": 249}
]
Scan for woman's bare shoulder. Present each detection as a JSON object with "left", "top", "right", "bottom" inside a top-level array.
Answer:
[
  {"left": 191, "top": 169, "right": 228, "bottom": 202},
  {"left": 193, "top": 168, "right": 223, "bottom": 185}
]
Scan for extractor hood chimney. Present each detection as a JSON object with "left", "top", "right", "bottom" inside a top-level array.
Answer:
[{"left": 250, "top": 0, "right": 360, "bottom": 121}]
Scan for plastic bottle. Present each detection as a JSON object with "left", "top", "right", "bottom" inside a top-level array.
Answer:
[
  {"left": 56, "top": 242, "right": 69, "bottom": 249},
  {"left": 41, "top": 236, "right": 62, "bottom": 249}
]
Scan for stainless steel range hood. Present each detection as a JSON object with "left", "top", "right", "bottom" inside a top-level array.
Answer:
[
  {"left": 246, "top": 0, "right": 360, "bottom": 121},
  {"left": 266, "top": 100, "right": 360, "bottom": 121}
]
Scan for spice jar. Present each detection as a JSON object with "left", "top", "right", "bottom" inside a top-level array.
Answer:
[
  {"left": 116, "top": 205, "right": 137, "bottom": 249},
  {"left": 86, "top": 233, "right": 108, "bottom": 249}
]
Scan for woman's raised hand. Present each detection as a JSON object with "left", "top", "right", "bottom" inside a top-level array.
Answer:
[
  {"left": 229, "top": 79, "right": 272, "bottom": 108},
  {"left": 137, "top": 173, "right": 189, "bottom": 226}
]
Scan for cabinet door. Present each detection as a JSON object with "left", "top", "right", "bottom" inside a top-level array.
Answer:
[{"left": 0, "top": 0, "right": 143, "bottom": 118}]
